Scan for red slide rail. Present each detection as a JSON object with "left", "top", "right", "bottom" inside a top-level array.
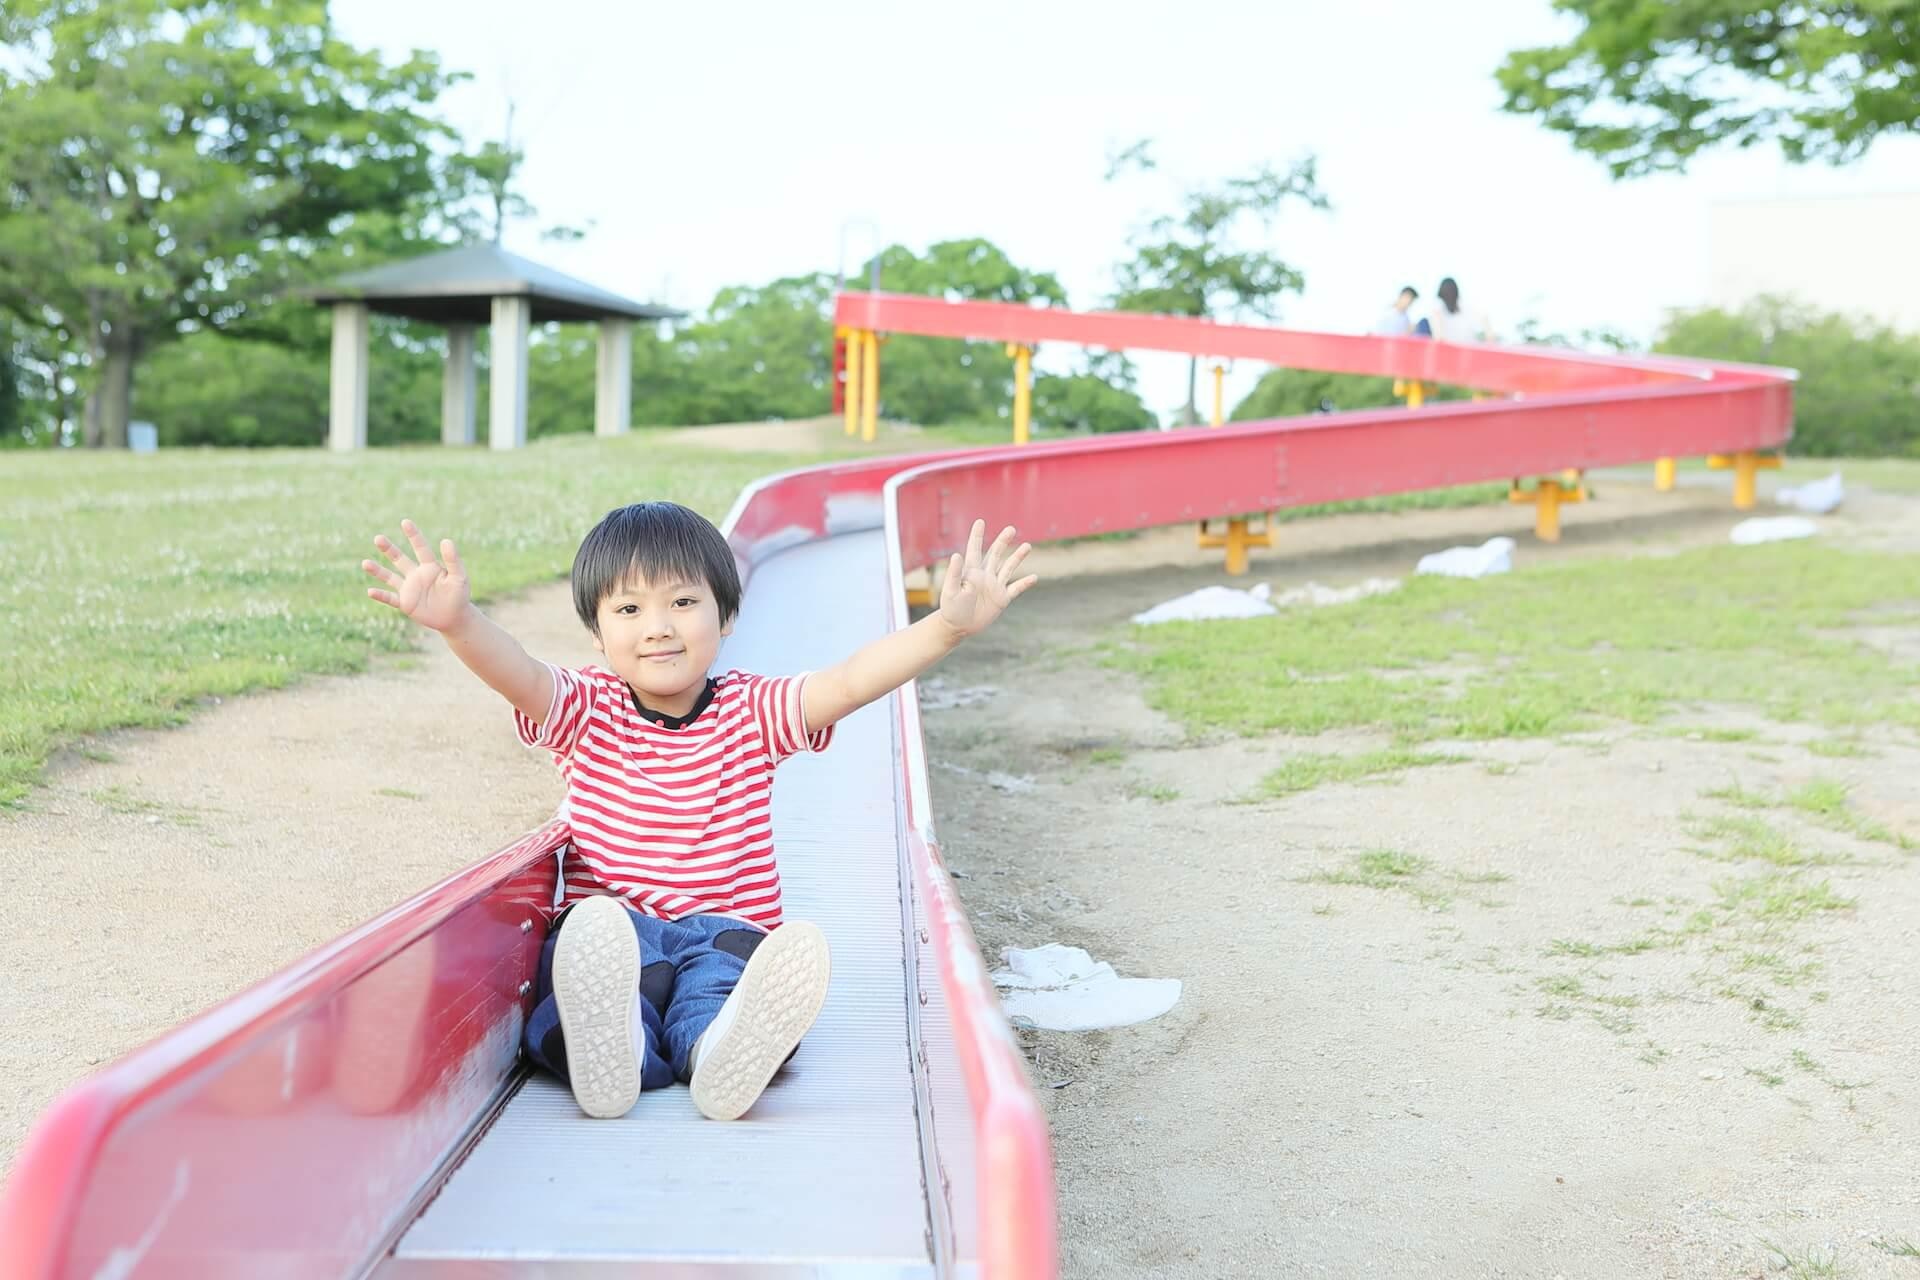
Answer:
[{"left": 1, "top": 304, "right": 1792, "bottom": 1280}]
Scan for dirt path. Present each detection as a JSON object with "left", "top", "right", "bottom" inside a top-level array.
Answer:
[
  {"left": 0, "top": 588, "right": 598, "bottom": 1165},
  {"left": 925, "top": 479, "right": 1920, "bottom": 1278},
  {"left": 5, "top": 472, "right": 1917, "bottom": 1280}
]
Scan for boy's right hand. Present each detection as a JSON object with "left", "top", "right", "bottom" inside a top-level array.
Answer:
[{"left": 362, "top": 519, "right": 473, "bottom": 633}]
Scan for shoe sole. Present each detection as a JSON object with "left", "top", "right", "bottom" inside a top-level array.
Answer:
[
  {"left": 690, "top": 921, "right": 831, "bottom": 1121},
  {"left": 550, "top": 896, "right": 643, "bottom": 1119}
]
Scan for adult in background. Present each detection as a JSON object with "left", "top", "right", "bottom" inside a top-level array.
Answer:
[
  {"left": 1375, "top": 285, "right": 1419, "bottom": 336},
  {"left": 1416, "top": 276, "right": 1486, "bottom": 342}
]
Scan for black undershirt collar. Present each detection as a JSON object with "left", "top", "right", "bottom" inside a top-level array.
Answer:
[{"left": 628, "top": 676, "right": 717, "bottom": 730}]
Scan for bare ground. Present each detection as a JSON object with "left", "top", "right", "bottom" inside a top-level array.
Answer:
[
  {"left": 5, "top": 471, "right": 1919, "bottom": 1280},
  {"left": 924, "top": 477, "right": 1920, "bottom": 1278}
]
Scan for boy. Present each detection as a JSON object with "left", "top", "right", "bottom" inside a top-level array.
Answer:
[{"left": 361, "top": 502, "right": 1036, "bottom": 1121}]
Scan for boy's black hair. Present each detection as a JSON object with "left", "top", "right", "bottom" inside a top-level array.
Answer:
[
  {"left": 1399, "top": 285, "right": 1419, "bottom": 300},
  {"left": 571, "top": 502, "right": 742, "bottom": 632}
]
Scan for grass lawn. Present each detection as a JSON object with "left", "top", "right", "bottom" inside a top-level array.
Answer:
[
  {"left": 2, "top": 424, "right": 1508, "bottom": 808},
  {"left": 1, "top": 433, "right": 832, "bottom": 808},
  {"left": 9, "top": 432, "right": 1914, "bottom": 810},
  {"left": 1111, "top": 539, "right": 1920, "bottom": 747}
]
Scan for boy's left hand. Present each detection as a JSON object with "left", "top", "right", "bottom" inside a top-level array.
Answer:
[{"left": 938, "top": 520, "right": 1038, "bottom": 638}]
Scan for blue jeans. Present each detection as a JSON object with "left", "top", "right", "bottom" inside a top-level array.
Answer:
[{"left": 524, "top": 902, "right": 769, "bottom": 1090}]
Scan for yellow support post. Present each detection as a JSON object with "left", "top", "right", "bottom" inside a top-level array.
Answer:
[
  {"left": 1008, "top": 343, "right": 1033, "bottom": 445},
  {"left": 860, "top": 329, "right": 880, "bottom": 443},
  {"left": 1196, "top": 516, "right": 1274, "bottom": 575},
  {"left": 1210, "top": 363, "right": 1225, "bottom": 426},
  {"left": 1508, "top": 476, "right": 1587, "bottom": 543},
  {"left": 1654, "top": 457, "right": 1676, "bottom": 491},
  {"left": 905, "top": 564, "right": 935, "bottom": 609},
  {"left": 1406, "top": 381, "right": 1426, "bottom": 409},
  {"left": 1730, "top": 450, "right": 1780, "bottom": 510},
  {"left": 842, "top": 328, "right": 863, "bottom": 437}
]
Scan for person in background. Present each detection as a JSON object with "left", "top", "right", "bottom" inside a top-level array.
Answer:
[
  {"left": 1418, "top": 276, "right": 1486, "bottom": 342},
  {"left": 1375, "top": 285, "right": 1419, "bottom": 336}
]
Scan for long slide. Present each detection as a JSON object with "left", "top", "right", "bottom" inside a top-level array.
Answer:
[{"left": 0, "top": 296, "right": 1794, "bottom": 1280}]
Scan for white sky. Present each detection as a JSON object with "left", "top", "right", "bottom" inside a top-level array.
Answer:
[{"left": 332, "top": 0, "right": 1920, "bottom": 420}]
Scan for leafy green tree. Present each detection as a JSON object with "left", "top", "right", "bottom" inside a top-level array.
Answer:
[
  {"left": 1107, "top": 141, "right": 1328, "bottom": 422},
  {"left": 1657, "top": 296, "right": 1920, "bottom": 457},
  {"left": 0, "top": 0, "right": 474, "bottom": 447},
  {"left": 1498, "top": 1, "right": 1920, "bottom": 176},
  {"left": 0, "top": 320, "right": 21, "bottom": 442},
  {"left": 1033, "top": 351, "right": 1158, "bottom": 434},
  {"left": 863, "top": 238, "right": 1070, "bottom": 426},
  {"left": 674, "top": 274, "right": 838, "bottom": 423},
  {"left": 1231, "top": 368, "right": 1401, "bottom": 421}
]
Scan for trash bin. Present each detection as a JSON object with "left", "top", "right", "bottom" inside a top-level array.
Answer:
[{"left": 129, "top": 421, "right": 158, "bottom": 453}]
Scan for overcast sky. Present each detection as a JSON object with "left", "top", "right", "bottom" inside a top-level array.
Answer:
[{"left": 333, "top": 0, "right": 1920, "bottom": 419}]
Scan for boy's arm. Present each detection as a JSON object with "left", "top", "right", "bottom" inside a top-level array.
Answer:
[
  {"left": 440, "top": 608, "right": 555, "bottom": 727},
  {"left": 363, "top": 519, "right": 555, "bottom": 726},
  {"left": 803, "top": 520, "right": 1037, "bottom": 732}
]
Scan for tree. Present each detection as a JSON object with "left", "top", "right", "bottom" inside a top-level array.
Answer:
[
  {"left": 1498, "top": 1, "right": 1920, "bottom": 177},
  {"left": 865, "top": 239, "right": 1069, "bottom": 426},
  {"left": 1657, "top": 296, "right": 1920, "bottom": 456},
  {"left": 675, "top": 274, "right": 838, "bottom": 423},
  {"left": 0, "top": 321, "right": 21, "bottom": 442},
  {"left": 1107, "top": 142, "right": 1328, "bottom": 422},
  {"left": 0, "top": 0, "right": 473, "bottom": 447},
  {"left": 1032, "top": 351, "right": 1157, "bottom": 434}
]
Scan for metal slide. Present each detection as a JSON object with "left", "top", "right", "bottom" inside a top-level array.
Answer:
[
  {"left": 1, "top": 307, "right": 1794, "bottom": 1280},
  {"left": 385, "top": 530, "right": 964, "bottom": 1275}
]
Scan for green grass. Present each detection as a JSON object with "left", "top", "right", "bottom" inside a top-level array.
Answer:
[
  {"left": 1702, "top": 779, "right": 1913, "bottom": 852},
  {"left": 1715, "top": 873, "right": 1856, "bottom": 925},
  {"left": 1688, "top": 814, "right": 1833, "bottom": 867},
  {"left": 1808, "top": 737, "right": 1876, "bottom": 759},
  {"left": 1759, "top": 1241, "right": 1844, "bottom": 1279},
  {"left": 1109, "top": 542, "right": 1920, "bottom": 745},
  {"left": 1669, "top": 726, "right": 1761, "bottom": 743},
  {"left": 1270, "top": 482, "right": 1510, "bottom": 523},
  {"left": 1779, "top": 455, "right": 1920, "bottom": 495},
  {"left": 1788, "top": 779, "right": 1914, "bottom": 850},
  {"left": 1301, "top": 849, "right": 1459, "bottom": 909},
  {"left": 1871, "top": 1237, "right": 1920, "bottom": 1258},
  {"left": 0, "top": 436, "right": 833, "bottom": 807},
  {"left": 1254, "top": 745, "right": 1466, "bottom": 798}
]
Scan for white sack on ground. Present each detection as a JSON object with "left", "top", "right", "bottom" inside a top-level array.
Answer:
[
  {"left": 1415, "top": 537, "right": 1516, "bottom": 579},
  {"left": 1132, "top": 582, "right": 1276, "bottom": 624},
  {"left": 991, "top": 943, "right": 1183, "bottom": 1032},
  {"left": 1730, "top": 516, "right": 1820, "bottom": 545},
  {"left": 1777, "top": 472, "right": 1844, "bottom": 515}
]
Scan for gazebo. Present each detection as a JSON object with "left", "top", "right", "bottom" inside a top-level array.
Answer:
[{"left": 308, "top": 244, "right": 684, "bottom": 451}]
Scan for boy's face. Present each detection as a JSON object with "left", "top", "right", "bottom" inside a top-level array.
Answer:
[{"left": 592, "top": 572, "right": 732, "bottom": 713}]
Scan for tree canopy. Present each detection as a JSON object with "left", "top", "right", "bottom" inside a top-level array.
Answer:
[
  {"left": 0, "top": 0, "right": 475, "bottom": 445},
  {"left": 1107, "top": 142, "right": 1327, "bottom": 421},
  {"left": 1498, "top": 1, "right": 1920, "bottom": 176}
]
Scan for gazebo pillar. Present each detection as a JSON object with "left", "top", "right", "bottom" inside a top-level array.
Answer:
[
  {"left": 441, "top": 324, "right": 478, "bottom": 445},
  {"left": 489, "top": 295, "right": 530, "bottom": 451},
  {"left": 595, "top": 319, "right": 632, "bottom": 437},
  {"left": 327, "top": 302, "right": 370, "bottom": 452}
]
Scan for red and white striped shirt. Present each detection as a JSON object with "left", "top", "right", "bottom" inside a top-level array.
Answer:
[{"left": 515, "top": 664, "right": 833, "bottom": 929}]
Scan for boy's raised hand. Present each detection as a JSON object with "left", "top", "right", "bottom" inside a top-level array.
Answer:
[
  {"left": 362, "top": 518, "right": 473, "bottom": 633},
  {"left": 938, "top": 519, "right": 1038, "bottom": 638}
]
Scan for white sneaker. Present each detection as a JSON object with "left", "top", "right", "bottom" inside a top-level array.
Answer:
[
  {"left": 689, "top": 920, "right": 831, "bottom": 1121},
  {"left": 550, "top": 895, "right": 647, "bottom": 1119}
]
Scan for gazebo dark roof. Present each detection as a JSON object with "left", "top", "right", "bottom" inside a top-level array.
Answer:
[{"left": 307, "top": 243, "right": 685, "bottom": 326}]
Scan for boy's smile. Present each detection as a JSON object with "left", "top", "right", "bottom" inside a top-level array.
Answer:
[{"left": 593, "top": 574, "right": 732, "bottom": 718}]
